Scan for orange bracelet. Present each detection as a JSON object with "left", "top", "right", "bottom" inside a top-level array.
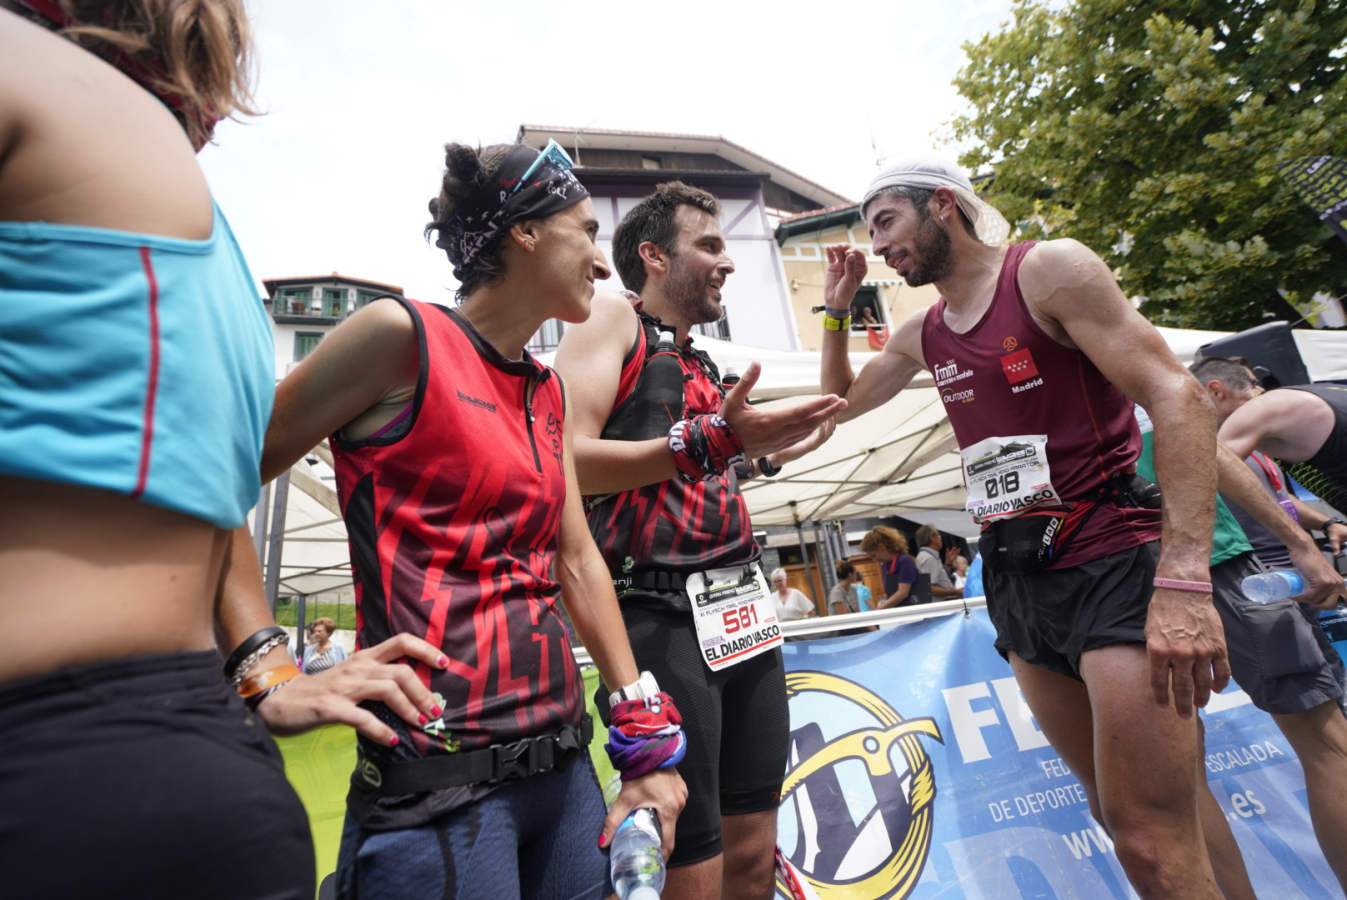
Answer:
[{"left": 237, "top": 663, "right": 301, "bottom": 699}]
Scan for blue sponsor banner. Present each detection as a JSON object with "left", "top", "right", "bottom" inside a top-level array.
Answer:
[{"left": 774, "top": 609, "right": 1340, "bottom": 899}]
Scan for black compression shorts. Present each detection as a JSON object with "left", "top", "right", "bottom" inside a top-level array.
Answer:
[{"left": 598, "top": 599, "right": 789, "bottom": 867}]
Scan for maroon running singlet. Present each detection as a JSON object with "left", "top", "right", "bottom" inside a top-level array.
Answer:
[
  {"left": 920, "top": 242, "right": 1161, "bottom": 568},
  {"left": 331, "top": 298, "right": 584, "bottom": 760}
]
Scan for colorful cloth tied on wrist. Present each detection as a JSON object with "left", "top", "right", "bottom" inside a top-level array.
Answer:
[
  {"left": 437, "top": 140, "right": 589, "bottom": 279},
  {"left": 605, "top": 691, "right": 687, "bottom": 781},
  {"left": 668, "top": 414, "right": 746, "bottom": 484}
]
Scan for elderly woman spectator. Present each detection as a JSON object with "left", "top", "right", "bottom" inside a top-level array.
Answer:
[
  {"left": 770, "top": 567, "right": 815, "bottom": 621},
  {"left": 301, "top": 617, "right": 347, "bottom": 674}
]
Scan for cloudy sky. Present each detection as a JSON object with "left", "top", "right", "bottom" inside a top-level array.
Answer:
[{"left": 199, "top": 0, "right": 1019, "bottom": 302}]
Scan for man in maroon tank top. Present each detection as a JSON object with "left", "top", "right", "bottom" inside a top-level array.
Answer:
[{"left": 820, "top": 156, "right": 1233, "bottom": 898}]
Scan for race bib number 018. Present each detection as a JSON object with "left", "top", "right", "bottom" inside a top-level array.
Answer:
[
  {"left": 686, "top": 565, "right": 782, "bottom": 672},
  {"left": 961, "top": 434, "right": 1061, "bottom": 523}
]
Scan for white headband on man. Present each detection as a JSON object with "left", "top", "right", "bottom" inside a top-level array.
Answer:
[{"left": 860, "top": 154, "right": 1010, "bottom": 246}]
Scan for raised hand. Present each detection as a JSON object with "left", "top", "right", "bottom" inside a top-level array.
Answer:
[{"left": 824, "top": 244, "right": 868, "bottom": 312}]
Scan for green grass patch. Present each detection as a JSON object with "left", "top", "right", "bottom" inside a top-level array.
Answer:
[{"left": 273, "top": 597, "right": 357, "bottom": 631}]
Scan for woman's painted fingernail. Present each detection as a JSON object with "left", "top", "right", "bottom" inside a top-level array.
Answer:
[
  {"left": 431, "top": 704, "right": 443, "bottom": 717},
  {"left": 597, "top": 833, "right": 608, "bottom": 848},
  {"left": 417, "top": 713, "right": 429, "bottom": 726},
  {"left": 389, "top": 735, "right": 399, "bottom": 747},
  {"left": 438, "top": 656, "right": 449, "bottom": 668}
]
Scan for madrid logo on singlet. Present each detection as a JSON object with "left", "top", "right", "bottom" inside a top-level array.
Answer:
[
  {"left": 1000, "top": 346, "right": 1043, "bottom": 394},
  {"left": 776, "top": 671, "right": 943, "bottom": 900}
]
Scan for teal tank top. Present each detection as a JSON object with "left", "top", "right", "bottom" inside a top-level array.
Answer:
[{"left": 0, "top": 203, "right": 273, "bottom": 528}]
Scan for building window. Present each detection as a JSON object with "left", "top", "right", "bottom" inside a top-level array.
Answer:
[
  {"left": 279, "top": 287, "right": 311, "bottom": 315},
  {"left": 525, "top": 318, "right": 565, "bottom": 354},
  {"left": 355, "top": 290, "right": 381, "bottom": 309},
  {"left": 694, "top": 315, "right": 731, "bottom": 341},
  {"left": 641, "top": 155, "right": 661, "bottom": 170},
  {"left": 294, "top": 332, "right": 324, "bottom": 361},
  {"left": 849, "top": 286, "right": 886, "bottom": 332},
  {"left": 323, "top": 288, "right": 346, "bottom": 317}
]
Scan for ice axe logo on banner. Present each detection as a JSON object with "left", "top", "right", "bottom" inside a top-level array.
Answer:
[{"left": 776, "top": 671, "right": 942, "bottom": 900}]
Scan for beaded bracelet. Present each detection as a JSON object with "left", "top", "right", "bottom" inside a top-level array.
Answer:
[{"left": 1152, "top": 577, "right": 1212, "bottom": 594}]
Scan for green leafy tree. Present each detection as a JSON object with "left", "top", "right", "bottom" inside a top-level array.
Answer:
[{"left": 953, "top": 0, "right": 1347, "bottom": 329}]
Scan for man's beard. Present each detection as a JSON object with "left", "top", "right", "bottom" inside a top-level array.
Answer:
[
  {"left": 904, "top": 215, "right": 954, "bottom": 287},
  {"left": 666, "top": 254, "right": 723, "bottom": 325}
]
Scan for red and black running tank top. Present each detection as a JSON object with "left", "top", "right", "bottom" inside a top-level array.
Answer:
[
  {"left": 330, "top": 298, "right": 582, "bottom": 757},
  {"left": 920, "top": 242, "right": 1160, "bottom": 568},
  {"left": 585, "top": 309, "right": 757, "bottom": 598}
]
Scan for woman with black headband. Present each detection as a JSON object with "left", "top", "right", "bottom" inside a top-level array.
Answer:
[{"left": 221, "top": 141, "right": 687, "bottom": 899}]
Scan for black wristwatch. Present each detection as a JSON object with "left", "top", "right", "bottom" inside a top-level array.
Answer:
[
  {"left": 757, "top": 456, "right": 781, "bottom": 478},
  {"left": 1322, "top": 518, "right": 1347, "bottom": 534}
]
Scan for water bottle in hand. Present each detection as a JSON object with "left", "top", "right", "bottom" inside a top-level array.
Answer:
[
  {"left": 610, "top": 808, "right": 664, "bottom": 900},
  {"left": 1240, "top": 570, "right": 1305, "bottom": 604}
]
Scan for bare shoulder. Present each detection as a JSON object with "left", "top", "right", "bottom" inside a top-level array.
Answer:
[
  {"left": 1017, "top": 238, "right": 1110, "bottom": 298},
  {"left": 557, "top": 290, "right": 638, "bottom": 359}
]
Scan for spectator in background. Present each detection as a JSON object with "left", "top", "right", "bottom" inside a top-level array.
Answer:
[
  {"left": 828, "top": 563, "right": 862, "bottom": 616},
  {"left": 771, "top": 567, "right": 815, "bottom": 622},
  {"left": 301, "top": 617, "right": 347, "bottom": 675},
  {"left": 915, "top": 524, "right": 962, "bottom": 599},
  {"left": 950, "top": 555, "right": 970, "bottom": 592},
  {"left": 860, "top": 526, "right": 919, "bottom": 608}
]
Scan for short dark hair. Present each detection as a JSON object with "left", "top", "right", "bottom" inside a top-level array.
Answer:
[
  {"left": 1190, "top": 356, "right": 1259, "bottom": 391},
  {"left": 836, "top": 562, "right": 856, "bottom": 580},
  {"left": 915, "top": 524, "right": 940, "bottom": 547},
  {"left": 864, "top": 185, "right": 977, "bottom": 238},
  {"left": 612, "top": 181, "right": 720, "bottom": 294}
]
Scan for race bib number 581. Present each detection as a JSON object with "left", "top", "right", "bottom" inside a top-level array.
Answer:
[{"left": 686, "top": 566, "right": 782, "bottom": 672}]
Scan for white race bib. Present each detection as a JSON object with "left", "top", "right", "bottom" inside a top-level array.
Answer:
[
  {"left": 687, "top": 565, "right": 782, "bottom": 672},
  {"left": 961, "top": 434, "right": 1062, "bottom": 523}
]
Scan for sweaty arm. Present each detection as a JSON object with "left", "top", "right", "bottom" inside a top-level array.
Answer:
[
  {"left": 552, "top": 388, "right": 689, "bottom": 855},
  {"left": 1022, "top": 239, "right": 1227, "bottom": 715},
  {"left": 214, "top": 299, "right": 442, "bottom": 744},
  {"left": 1215, "top": 446, "right": 1345, "bottom": 609},
  {"left": 1218, "top": 389, "right": 1336, "bottom": 463},
  {"left": 555, "top": 291, "right": 846, "bottom": 495},
  {"left": 552, "top": 291, "right": 679, "bottom": 495},
  {"left": 818, "top": 245, "right": 927, "bottom": 423}
]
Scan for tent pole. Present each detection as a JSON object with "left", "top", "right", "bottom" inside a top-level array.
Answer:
[
  {"left": 816, "top": 520, "right": 836, "bottom": 593},
  {"left": 791, "top": 503, "right": 817, "bottom": 606},
  {"left": 264, "top": 470, "right": 290, "bottom": 617}
]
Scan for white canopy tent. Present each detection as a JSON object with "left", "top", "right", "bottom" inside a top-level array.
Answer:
[{"left": 258, "top": 326, "right": 1347, "bottom": 598}]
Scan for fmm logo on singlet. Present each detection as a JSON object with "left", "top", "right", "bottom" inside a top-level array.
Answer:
[
  {"left": 1000, "top": 348, "right": 1040, "bottom": 385},
  {"left": 455, "top": 389, "right": 497, "bottom": 413}
]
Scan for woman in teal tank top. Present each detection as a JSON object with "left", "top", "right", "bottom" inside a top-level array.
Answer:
[{"left": 0, "top": 5, "right": 442, "bottom": 897}]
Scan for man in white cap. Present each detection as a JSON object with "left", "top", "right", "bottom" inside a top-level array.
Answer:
[{"left": 818, "top": 155, "right": 1342, "bottom": 897}]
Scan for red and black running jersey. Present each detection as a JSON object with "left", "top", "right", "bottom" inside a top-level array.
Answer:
[
  {"left": 330, "top": 297, "right": 583, "bottom": 759},
  {"left": 920, "top": 242, "right": 1161, "bottom": 568},
  {"left": 585, "top": 309, "right": 757, "bottom": 597}
]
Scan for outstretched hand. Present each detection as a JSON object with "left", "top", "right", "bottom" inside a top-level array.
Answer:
[
  {"left": 824, "top": 244, "right": 868, "bottom": 311},
  {"left": 720, "top": 362, "right": 846, "bottom": 461},
  {"left": 599, "top": 768, "right": 688, "bottom": 860},
  {"left": 256, "top": 633, "right": 448, "bottom": 746},
  {"left": 1145, "top": 587, "right": 1231, "bottom": 717}
]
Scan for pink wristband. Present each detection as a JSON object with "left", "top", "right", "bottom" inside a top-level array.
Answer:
[{"left": 1153, "top": 577, "right": 1212, "bottom": 594}]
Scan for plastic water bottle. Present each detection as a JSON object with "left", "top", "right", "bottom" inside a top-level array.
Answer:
[
  {"left": 610, "top": 808, "right": 664, "bottom": 900},
  {"left": 1240, "top": 570, "right": 1305, "bottom": 603}
]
